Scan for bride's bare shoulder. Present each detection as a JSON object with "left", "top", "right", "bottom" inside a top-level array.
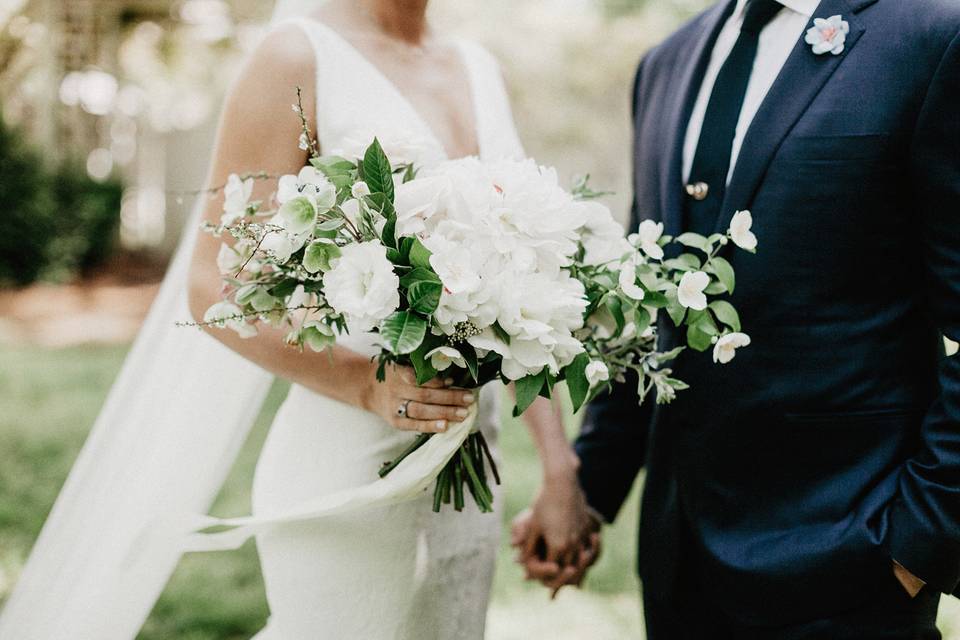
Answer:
[{"left": 241, "top": 23, "right": 316, "bottom": 90}]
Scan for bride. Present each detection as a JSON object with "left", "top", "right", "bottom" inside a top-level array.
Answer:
[{"left": 0, "top": 1, "right": 595, "bottom": 638}]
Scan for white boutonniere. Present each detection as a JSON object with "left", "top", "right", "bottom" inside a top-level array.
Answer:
[{"left": 805, "top": 15, "right": 850, "bottom": 56}]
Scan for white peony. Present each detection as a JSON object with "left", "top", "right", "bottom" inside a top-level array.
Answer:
[
  {"left": 728, "top": 210, "right": 757, "bottom": 252},
  {"left": 394, "top": 175, "right": 450, "bottom": 237},
  {"left": 323, "top": 241, "right": 400, "bottom": 332},
  {"left": 576, "top": 200, "right": 629, "bottom": 266},
  {"left": 713, "top": 332, "right": 751, "bottom": 364},
  {"left": 585, "top": 360, "right": 610, "bottom": 387},
  {"left": 222, "top": 174, "right": 253, "bottom": 225},
  {"left": 426, "top": 346, "right": 466, "bottom": 371},
  {"left": 677, "top": 271, "right": 710, "bottom": 310}
]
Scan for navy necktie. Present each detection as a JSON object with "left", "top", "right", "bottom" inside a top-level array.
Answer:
[{"left": 685, "top": 0, "right": 784, "bottom": 235}]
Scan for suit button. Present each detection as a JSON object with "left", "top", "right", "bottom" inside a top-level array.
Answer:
[{"left": 685, "top": 182, "right": 709, "bottom": 201}]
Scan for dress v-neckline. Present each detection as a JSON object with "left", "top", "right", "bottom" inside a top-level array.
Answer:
[{"left": 304, "top": 18, "right": 484, "bottom": 161}]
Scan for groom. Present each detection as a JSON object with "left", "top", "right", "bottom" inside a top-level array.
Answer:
[{"left": 518, "top": 0, "right": 960, "bottom": 636}]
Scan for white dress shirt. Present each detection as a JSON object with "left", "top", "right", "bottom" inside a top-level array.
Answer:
[{"left": 682, "top": 0, "right": 820, "bottom": 184}]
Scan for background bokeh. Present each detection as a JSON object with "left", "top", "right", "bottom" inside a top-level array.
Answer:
[{"left": 1, "top": 1, "right": 958, "bottom": 638}]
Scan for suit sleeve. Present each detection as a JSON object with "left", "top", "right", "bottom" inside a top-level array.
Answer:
[
  {"left": 573, "top": 59, "right": 652, "bottom": 524},
  {"left": 885, "top": 28, "right": 960, "bottom": 594}
]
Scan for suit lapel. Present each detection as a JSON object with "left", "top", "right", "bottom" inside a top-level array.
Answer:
[
  {"left": 659, "top": 0, "right": 736, "bottom": 239},
  {"left": 712, "top": 0, "right": 874, "bottom": 236}
]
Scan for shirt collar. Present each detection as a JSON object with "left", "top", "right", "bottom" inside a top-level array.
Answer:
[{"left": 733, "top": 0, "right": 819, "bottom": 20}]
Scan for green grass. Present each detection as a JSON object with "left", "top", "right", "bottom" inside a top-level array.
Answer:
[{"left": 2, "top": 343, "right": 959, "bottom": 639}]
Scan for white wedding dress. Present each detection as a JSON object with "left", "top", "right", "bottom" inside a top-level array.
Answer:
[{"left": 249, "top": 18, "right": 524, "bottom": 640}]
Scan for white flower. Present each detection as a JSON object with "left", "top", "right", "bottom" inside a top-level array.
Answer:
[
  {"left": 575, "top": 201, "right": 628, "bottom": 266},
  {"left": 216, "top": 241, "right": 253, "bottom": 275},
  {"left": 805, "top": 15, "right": 849, "bottom": 56},
  {"left": 636, "top": 219, "right": 664, "bottom": 260},
  {"left": 203, "top": 301, "right": 257, "bottom": 338},
  {"left": 426, "top": 346, "right": 466, "bottom": 371},
  {"left": 426, "top": 234, "right": 482, "bottom": 296},
  {"left": 677, "top": 271, "right": 710, "bottom": 310},
  {"left": 394, "top": 175, "right": 450, "bottom": 236},
  {"left": 618, "top": 264, "right": 646, "bottom": 300},
  {"left": 340, "top": 198, "right": 361, "bottom": 228},
  {"left": 222, "top": 174, "right": 253, "bottom": 225},
  {"left": 323, "top": 241, "right": 400, "bottom": 332},
  {"left": 330, "top": 131, "right": 445, "bottom": 168},
  {"left": 585, "top": 360, "right": 610, "bottom": 387},
  {"left": 728, "top": 210, "right": 757, "bottom": 252},
  {"left": 712, "top": 332, "right": 751, "bottom": 364},
  {"left": 277, "top": 166, "right": 336, "bottom": 212},
  {"left": 260, "top": 213, "right": 309, "bottom": 263},
  {"left": 351, "top": 181, "right": 370, "bottom": 199}
]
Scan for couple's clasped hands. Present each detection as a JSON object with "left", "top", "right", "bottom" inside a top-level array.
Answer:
[{"left": 511, "top": 469, "right": 602, "bottom": 598}]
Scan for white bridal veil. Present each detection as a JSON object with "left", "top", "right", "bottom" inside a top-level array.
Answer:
[
  {"left": 0, "top": 3, "right": 311, "bottom": 639},
  {"left": 0, "top": 2, "right": 484, "bottom": 638}
]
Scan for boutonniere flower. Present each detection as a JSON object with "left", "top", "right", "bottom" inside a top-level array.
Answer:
[{"left": 805, "top": 15, "right": 849, "bottom": 56}]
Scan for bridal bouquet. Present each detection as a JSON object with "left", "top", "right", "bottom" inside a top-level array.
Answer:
[{"left": 198, "top": 96, "right": 756, "bottom": 513}]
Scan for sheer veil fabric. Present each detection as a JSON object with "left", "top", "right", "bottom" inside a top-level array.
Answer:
[{"left": 0, "top": 3, "right": 320, "bottom": 639}]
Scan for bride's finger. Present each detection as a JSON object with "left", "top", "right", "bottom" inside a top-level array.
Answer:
[
  {"left": 405, "top": 401, "right": 470, "bottom": 423},
  {"left": 392, "top": 417, "right": 449, "bottom": 433},
  {"left": 408, "top": 386, "right": 476, "bottom": 407}
]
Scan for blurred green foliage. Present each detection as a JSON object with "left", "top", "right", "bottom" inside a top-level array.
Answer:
[{"left": 0, "top": 115, "right": 122, "bottom": 286}]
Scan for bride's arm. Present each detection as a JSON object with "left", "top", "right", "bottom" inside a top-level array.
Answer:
[{"left": 187, "top": 26, "right": 472, "bottom": 433}]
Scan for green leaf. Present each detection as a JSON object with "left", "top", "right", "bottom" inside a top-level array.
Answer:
[
  {"left": 363, "top": 138, "right": 395, "bottom": 203},
  {"left": 461, "top": 343, "right": 479, "bottom": 383},
  {"left": 686, "top": 323, "right": 713, "bottom": 352},
  {"left": 406, "top": 279, "right": 442, "bottom": 314},
  {"left": 605, "top": 295, "right": 625, "bottom": 335},
  {"left": 513, "top": 369, "right": 546, "bottom": 416},
  {"left": 708, "top": 256, "right": 736, "bottom": 294},
  {"left": 665, "top": 288, "right": 687, "bottom": 326},
  {"left": 316, "top": 218, "right": 345, "bottom": 232},
  {"left": 381, "top": 311, "right": 427, "bottom": 355},
  {"left": 704, "top": 281, "right": 727, "bottom": 295},
  {"left": 268, "top": 279, "right": 298, "bottom": 299},
  {"left": 642, "top": 291, "right": 669, "bottom": 308},
  {"left": 492, "top": 322, "right": 512, "bottom": 345},
  {"left": 409, "top": 237, "right": 433, "bottom": 270},
  {"left": 311, "top": 155, "right": 355, "bottom": 176},
  {"left": 302, "top": 240, "right": 341, "bottom": 273},
  {"left": 410, "top": 343, "right": 439, "bottom": 386},
  {"left": 675, "top": 232, "right": 710, "bottom": 253},
  {"left": 399, "top": 267, "right": 441, "bottom": 288},
  {"left": 693, "top": 311, "right": 719, "bottom": 336},
  {"left": 709, "top": 300, "right": 741, "bottom": 331},
  {"left": 565, "top": 352, "right": 591, "bottom": 413}
]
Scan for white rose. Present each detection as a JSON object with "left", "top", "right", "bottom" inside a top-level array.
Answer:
[
  {"left": 425, "top": 346, "right": 466, "bottom": 372},
  {"left": 712, "top": 332, "right": 751, "bottom": 364},
  {"left": 636, "top": 219, "right": 665, "bottom": 260},
  {"left": 728, "top": 210, "right": 757, "bottom": 252},
  {"left": 585, "top": 360, "right": 610, "bottom": 387},
  {"left": 323, "top": 241, "right": 400, "bottom": 332},
  {"left": 677, "top": 271, "right": 710, "bottom": 310},
  {"left": 618, "top": 263, "right": 646, "bottom": 301}
]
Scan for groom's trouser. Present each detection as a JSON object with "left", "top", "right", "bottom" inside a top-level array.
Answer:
[{"left": 642, "top": 535, "right": 942, "bottom": 640}]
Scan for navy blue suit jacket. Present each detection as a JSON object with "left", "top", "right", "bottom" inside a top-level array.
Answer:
[{"left": 575, "top": 0, "right": 960, "bottom": 625}]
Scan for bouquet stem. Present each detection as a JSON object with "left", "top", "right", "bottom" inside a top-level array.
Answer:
[{"left": 379, "top": 431, "right": 500, "bottom": 513}]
